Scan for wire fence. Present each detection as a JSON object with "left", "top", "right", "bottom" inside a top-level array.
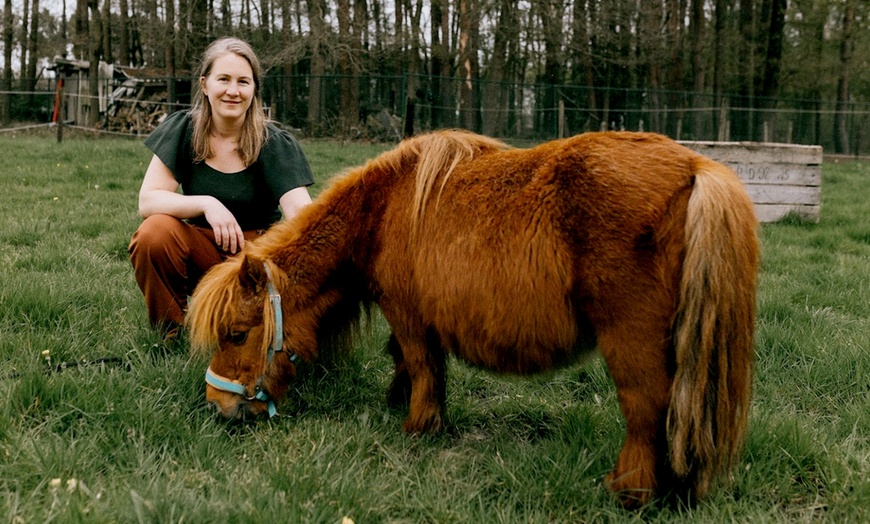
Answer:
[{"left": 2, "top": 74, "right": 869, "bottom": 157}]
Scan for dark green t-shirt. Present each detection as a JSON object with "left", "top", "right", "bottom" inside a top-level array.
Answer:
[{"left": 143, "top": 110, "right": 314, "bottom": 230}]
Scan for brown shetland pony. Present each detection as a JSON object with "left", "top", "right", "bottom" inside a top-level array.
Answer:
[{"left": 186, "top": 130, "right": 759, "bottom": 507}]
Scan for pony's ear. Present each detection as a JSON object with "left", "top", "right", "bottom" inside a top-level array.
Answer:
[{"left": 238, "top": 254, "right": 267, "bottom": 293}]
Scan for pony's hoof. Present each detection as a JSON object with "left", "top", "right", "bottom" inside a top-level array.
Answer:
[
  {"left": 402, "top": 410, "right": 443, "bottom": 434},
  {"left": 605, "top": 471, "right": 655, "bottom": 509}
]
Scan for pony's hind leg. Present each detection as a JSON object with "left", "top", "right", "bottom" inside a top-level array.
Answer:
[
  {"left": 386, "top": 334, "right": 411, "bottom": 408},
  {"left": 394, "top": 328, "right": 447, "bottom": 433},
  {"left": 597, "top": 318, "right": 673, "bottom": 508}
]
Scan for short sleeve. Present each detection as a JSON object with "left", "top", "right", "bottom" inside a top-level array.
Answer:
[
  {"left": 258, "top": 124, "right": 315, "bottom": 199},
  {"left": 143, "top": 111, "right": 193, "bottom": 182}
]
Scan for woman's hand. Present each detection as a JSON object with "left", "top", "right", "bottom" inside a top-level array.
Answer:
[{"left": 202, "top": 198, "right": 245, "bottom": 253}]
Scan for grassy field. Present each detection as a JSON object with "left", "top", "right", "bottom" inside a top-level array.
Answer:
[{"left": 1, "top": 130, "right": 868, "bottom": 523}]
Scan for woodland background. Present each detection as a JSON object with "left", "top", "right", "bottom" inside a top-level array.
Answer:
[{"left": 1, "top": 0, "right": 869, "bottom": 152}]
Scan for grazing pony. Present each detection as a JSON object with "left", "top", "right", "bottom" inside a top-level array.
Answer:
[{"left": 186, "top": 130, "right": 759, "bottom": 507}]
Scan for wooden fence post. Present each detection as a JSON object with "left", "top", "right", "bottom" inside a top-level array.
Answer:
[{"left": 56, "top": 78, "right": 65, "bottom": 144}]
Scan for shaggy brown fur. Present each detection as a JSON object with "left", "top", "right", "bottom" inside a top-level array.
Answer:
[{"left": 186, "top": 130, "right": 759, "bottom": 508}]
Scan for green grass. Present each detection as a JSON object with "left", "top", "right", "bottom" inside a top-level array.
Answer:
[{"left": 1, "top": 131, "right": 869, "bottom": 522}]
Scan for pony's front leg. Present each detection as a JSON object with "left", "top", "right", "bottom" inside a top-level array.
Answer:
[
  {"left": 598, "top": 326, "right": 672, "bottom": 508},
  {"left": 386, "top": 334, "right": 411, "bottom": 408},
  {"left": 394, "top": 330, "right": 446, "bottom": 433}
]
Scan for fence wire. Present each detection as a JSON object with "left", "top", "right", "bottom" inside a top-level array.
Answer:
[{"left": 2, "top": 75, "right": 868, "bottom": 156}]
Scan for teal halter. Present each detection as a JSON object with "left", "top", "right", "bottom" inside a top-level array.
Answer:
[{"left": 204, "top": 263, "right": 297, "bottom": 418}]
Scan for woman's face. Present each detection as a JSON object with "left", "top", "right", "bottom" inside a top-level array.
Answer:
[{"left": 201, "top": 52, "right": 256, "bottom": 125}]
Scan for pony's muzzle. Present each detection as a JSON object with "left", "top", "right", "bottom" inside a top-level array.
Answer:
[{"left": 206, "top": 385, "right": 269, "bottom": 419}]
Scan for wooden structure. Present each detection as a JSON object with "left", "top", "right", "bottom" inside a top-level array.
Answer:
[
  {"left": 680, "top": 141, "right": 823, "bottom": 223},
  {"left": 50, "top": 58, "right": 118, "bottom": 125},
  {"left": 50, "top": 57, "right": 191, "bottom": 134}
]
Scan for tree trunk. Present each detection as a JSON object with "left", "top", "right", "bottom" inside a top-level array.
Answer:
[
  {"left": 165, "top": 0, "right": 177, "bottom": 107},
  {"left": 665, "top": 0, "right": 686, "bottom": 138},
  {"left": 759, "top": 0, "right": 785, "bottom": 141},
  {"left": 457, "top": 0, "right": 480, "bottom": 131},
  {"left": 190, "top": 0, "right": 210, "bottom": 60},
  {"left": 569, "top": 1, "right": 595, "bottom": 133},
  {"left": 1, "top": 0, "right": 12, "bottom": 124},
  {"left": 280, "top": 0, "right": 294, "bottom": 124},
  {"left": 119, "top": 0, "right": 130, "bottom": 65},
  {"left": 735, "top": 0, "right": 757, "bottom": 140},
  {"left": 88, "top": 0, "right": 102, "bottom": 127},
  {"left": 20, "top": 0, "right": 30, "bottom": 88},
  {"left": 712, "top": 0, "right": 727, "bottom": 138},
  {"left": 75, "top": 0, "right": 89, "bottom": 59},
  {"left": 482, "top": 0, "right": 517, "bottom": 136},
  {"left": 429, "top": 0, "right": 450, "bottom": 129},
  {"left": 401, "top": 0, "right": 424, "bottom": 135},
  {"left": 101, "top": 0, "right": 112, "bottom": 64},
  {"left": 834, "top": 0, "right": 854, "bottom": 154},
  {"left": 538, "top": 0, "right": 565, "bottom": 137},
  {"left": 26, "top": 0, "right": 40, "bottom": 92},
  {"left": 351, "top": 0, "right": 365, "bottom": 125},
  {"left": 221, "top": 0, "right": 232, "bottom": 34},
  {"left": 690, "top": 0, "right": 706, "bottom": 139},
  {"left": 306, "top": 0, "right": 326, "bottom": 135},
  {"left": 337, "top": 0, "right": 355, "bottom": 132}
]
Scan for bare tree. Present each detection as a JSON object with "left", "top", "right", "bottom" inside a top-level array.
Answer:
[
  {"left": 165, "top": 0, "right": 177, "bottom": 105},
  {"left": 119, "top": 0, "right": 130, "bottom": 65},
  {"left": 428, "top": 0, "right": 452, "bottom": 129},
  {"left": 102, "top": 0, "right": 112, "bottom": 63},
  {"left": 20, "top": 0, "right": 30, "bottom": 88},
  {"left": 87, "top": 0, "right": 102, "bottom": 126},
  {"left": 568, "top": 1, "right": 595, "bottom": 133},
  {"left": 834, "top": 0, "right": 854, "bottom": 154},
  {"left": 536, "top": 0, "right": 566, "bottom": 136},
  {"left": 481, "top": 0, "right": 518, "bottom": 136},
  {"left": 689, "top": 0, "right": 706, "bottom": 139},
  {"left": 336, "top": 0, "right": 357, "bottom": 131},
  {"left": 306, "top": 0, "right": 326, "bottom": 134},
  {"left": 712, "top": 0, "right": 728, "bottom": 139},
  {"left": 279, "top": 0, "right": 294, "bottom": 123},
  {"left": 25, "top": 0, "right": 40, "bottom": 93},
  {"left": 403, "top": 0, "right": 424, "bottom": 132},
  {"left": 1, "top": 0, "right": 12, "bottom": 123},
  {"left": 457, "top": 0, "right": 480, "bottom": 131}
]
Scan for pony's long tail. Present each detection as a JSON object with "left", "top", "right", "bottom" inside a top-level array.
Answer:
[{"left": 667, "top": 158, "right": 759, "bottom": 499}]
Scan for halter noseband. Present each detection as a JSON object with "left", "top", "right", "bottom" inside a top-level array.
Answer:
[{"left": 204, "top": 263, "right": 297, "bottom": 418}]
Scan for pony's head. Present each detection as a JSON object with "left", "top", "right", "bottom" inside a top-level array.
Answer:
[
  {"left": 186, "top": 242, "right": 365, "bottom": 419},
  {"left": 186, "top": 255, "right": 302, "bottom": 419}
]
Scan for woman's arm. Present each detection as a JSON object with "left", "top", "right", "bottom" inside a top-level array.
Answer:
[
  {"left": 279, "top": 185, "right": 313, "bottom": 220},
  {"left": 137, "top": 154, "right": 246, "bottom": 253}
]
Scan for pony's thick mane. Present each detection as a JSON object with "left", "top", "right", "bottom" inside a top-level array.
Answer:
[
  {"left": 187, "top": 250, "right": 368, "bottom": 362},
  {"left": 403, "top": 130, "right": 511, "bottom": 233},
  {"left": 186, "top": 257, "right": 282, "bottom": 358},
  {"left": 186, "top": 257, "right": 247, "bottom": 354}
]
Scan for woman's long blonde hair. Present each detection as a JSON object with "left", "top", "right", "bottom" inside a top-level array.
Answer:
[{"left": 190, "top": 37, "right": 267, "bottom": 166}]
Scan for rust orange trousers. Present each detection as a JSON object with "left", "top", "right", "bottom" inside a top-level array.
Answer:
[{"left": 129, "top": 214, "right": 262, "bottom": 330}]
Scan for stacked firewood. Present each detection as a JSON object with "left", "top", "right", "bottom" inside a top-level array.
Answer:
[{"left": 104, "top": 78, "right": 174, "bottom": 135}]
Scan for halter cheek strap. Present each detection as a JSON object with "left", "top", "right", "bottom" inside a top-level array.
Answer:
[{"left": 204, "top": 263, "right": 297, "bottom": 418}]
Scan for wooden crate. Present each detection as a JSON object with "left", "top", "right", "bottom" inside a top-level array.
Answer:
[{"left": 680, "top": 141, "right": 822, "bottom": 223}]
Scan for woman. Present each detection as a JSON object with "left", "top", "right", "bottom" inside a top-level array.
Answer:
[{"left": 129, "top": 37, "right": 314, "bottom": 337}]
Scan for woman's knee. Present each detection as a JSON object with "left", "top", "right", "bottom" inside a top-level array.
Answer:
[{"left": 129, "top": 214, "right": 187, "bottom": 255}]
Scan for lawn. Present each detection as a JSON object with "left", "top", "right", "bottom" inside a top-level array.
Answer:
[{"left": 1, "top": 130, "right": 868, "bottom": 522}]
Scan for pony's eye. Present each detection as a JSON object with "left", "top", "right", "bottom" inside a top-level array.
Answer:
[{"left": 227, "top": 331, "right": 248, "bottom": 345}]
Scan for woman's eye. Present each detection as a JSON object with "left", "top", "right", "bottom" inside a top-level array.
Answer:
[{"left": 227, "top": 331, "right": 248, "bottom": 345}]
